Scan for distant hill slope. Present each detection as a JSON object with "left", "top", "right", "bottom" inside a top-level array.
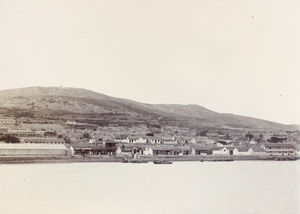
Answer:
[{"left": 0, "top": 86, "right": 290, "bottom": 130}]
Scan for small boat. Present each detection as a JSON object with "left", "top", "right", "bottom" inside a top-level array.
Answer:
[
  {"left": 122, "top": 158, "right": 129, "bottom": 163},
  {"left": 221, "top": 159, "right": 234, "bottom": 162},
  {"left": 122, "top": 158, "right": 148, "bottom": 163},
  {"left": 153, "top": 160, "right": 173, "bottom": 164},
  {"left": 130, "top": 159, "right": 149, "bottom": 163}
]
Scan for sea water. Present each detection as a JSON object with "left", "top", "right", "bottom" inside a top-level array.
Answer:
[{"left": 0, "top": 161, "right": 299, "bottom": 214}]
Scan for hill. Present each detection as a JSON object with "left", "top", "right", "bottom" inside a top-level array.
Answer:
[{"left": 0, "top": 86, "right": 291, "bottom": 131}]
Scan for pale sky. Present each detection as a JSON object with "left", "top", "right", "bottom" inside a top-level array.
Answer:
[{"left": 0, "top": 0, "right": 299, "bottom": 125}]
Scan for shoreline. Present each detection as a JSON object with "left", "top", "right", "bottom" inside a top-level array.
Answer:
[{"left": 0, "top": 155, "right": 299, "bottom": 164}]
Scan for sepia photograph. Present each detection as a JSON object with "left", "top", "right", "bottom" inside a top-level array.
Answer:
[{"left": 0, "top": 0, "right": 299, "bottom": 213}]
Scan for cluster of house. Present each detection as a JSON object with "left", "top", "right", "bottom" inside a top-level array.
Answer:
[
  {"left": 0, "top": 127, "right": 65, "bottom": 144},
  {"left": 72, "top": 136, "right": 299, "bottom": 157},
  {"left": 1, "top": 118, "right": 299, "bottom": 157}
]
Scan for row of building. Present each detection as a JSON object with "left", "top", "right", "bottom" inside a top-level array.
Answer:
[
  {"left": 72, "top": 140, "right": 299, "bottom": 157},
  {"left": 1, "top": 118, "right": 299, "bottom": 157},
  {"left": 0, "top": 141, "right": 297, "bottom": 158}
]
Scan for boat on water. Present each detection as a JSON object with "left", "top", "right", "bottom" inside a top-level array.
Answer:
[
  {"left": 153, "top": 160, "right": 173, "bottom": 164},
  {"left": 205, "top": 159, "right": 234, "bottom": 162},
  {"left": 274, "top": 157, "right": 297, "bottom": 161},
  {"left": 122, "top": 158, "right": 149, "bottom": 163},
  {"left": 130, "top": 159, "right": 149, "bottom": 163}
]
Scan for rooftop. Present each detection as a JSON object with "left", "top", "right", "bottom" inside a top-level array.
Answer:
[{"left": 0, "top": 143, "right": 68, "bottom": 150}]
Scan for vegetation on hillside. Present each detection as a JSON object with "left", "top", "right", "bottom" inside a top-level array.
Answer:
[{"left": 0, "top": 87, "right": 294, "bottom": 131}]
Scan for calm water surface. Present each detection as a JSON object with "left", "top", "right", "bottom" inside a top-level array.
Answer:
[{"left": 0, "top": 161, "right": 299, "bottom": 214}]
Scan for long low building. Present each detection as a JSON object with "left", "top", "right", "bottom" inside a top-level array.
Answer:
[
  {"left": 0, "top": 143, "right": 71, "bottom": 156},
  {"left": 262, "top": 143, "right": 295, "bottom": 156},
  {"left": 9, "top": 131, "right": 42, "bottom": 137},
  {"left": 0, "top": 118, "right": 16, "bottom": 124},
  {"left": 151, "top": 146, "right": 191, "bottom": 155},
  {"left": 20, "top": 138, "right": 65, "bottom": 144}
]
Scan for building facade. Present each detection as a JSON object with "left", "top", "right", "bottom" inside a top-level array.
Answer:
[{"left": 262, "top": 143, "right": 295, "bottom": 156}]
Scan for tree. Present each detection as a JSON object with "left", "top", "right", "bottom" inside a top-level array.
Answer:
[
  {"left": 223, "top": 133, "right": 232, "bottom": 140},
  {"left": 82, "top": 132, "right": 90, "bottom": 138},
  {"left": 245, "top": 132, "right": 254, "bottom": 141},
  {"left": 44, "top": 131, "right": 57, "bottom": 137},
  {"left": 0, "top": 135, "right": 20, "bottom": 143},
  {"left": 64, "top": 136, "right": 71, "bottom": 144},
  {"left": 217, "top": 131, "right": 224, "bottom": 136},
  {"left": 256, "top": 133, "right": 264, "bottom": 144},
  {"left": 267, "top": 137, "right": 286, "bottom": 143},
  {"left": 198, "top": 130, "right": 208, "bottom": 137}
]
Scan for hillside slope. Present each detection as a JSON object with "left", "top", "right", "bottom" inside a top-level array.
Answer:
[{"left": 0, "top": 86, "right": 289, "bottom": 130}]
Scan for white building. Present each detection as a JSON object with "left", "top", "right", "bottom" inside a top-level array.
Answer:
[
  {"left": 0, "top": 143, "right": 71, "bottom": 156},
  {"left": 128, "top": 136, "right": 147, "bottom": 144},
  {"left": 212, "top": 147, "right": 230, "bottom": 155},
  {"left": 66, "top": 120, "right": 76, "bottom": 125},
  {"left": 233, "top": 147, "right": 254, "bottom": 155}
]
